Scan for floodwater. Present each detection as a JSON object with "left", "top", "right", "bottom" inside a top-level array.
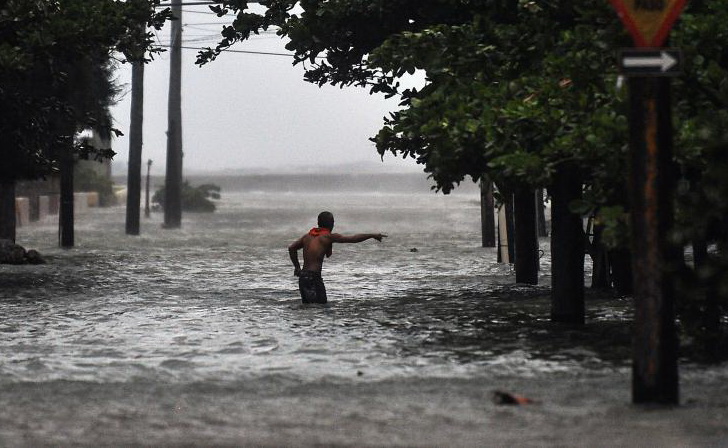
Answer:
[{"left": 1, "top": 173, "right": 727, "bottom": 447}]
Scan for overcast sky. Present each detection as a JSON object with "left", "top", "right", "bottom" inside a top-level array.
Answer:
[{"left": 109, "top": 4, "right": 423, "bottom": 176}]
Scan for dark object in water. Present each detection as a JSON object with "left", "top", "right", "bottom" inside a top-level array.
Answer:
[
  {"left": 409, "top": 248, "right": 418, "bottom": 252},
  {"left": 25, "top": 249, "right": 46, "bottom": 264},
  {"left": 492, "top": 390, "right": 534, "bottom": 405},
  {"left": 0, "top": 239, "right": 45, "bottom": 265}
]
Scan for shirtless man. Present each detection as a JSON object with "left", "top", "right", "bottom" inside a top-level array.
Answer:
[{"left": 288, "top": 211, "right": 387, "bottom": 304}]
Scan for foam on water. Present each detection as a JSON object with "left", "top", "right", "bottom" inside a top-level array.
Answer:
[
  {"left": 3, "top": 176, "right": 728, "bottom": 447},
  {"left": 1, "top": 183, "right": 579, "bottom": 384}
]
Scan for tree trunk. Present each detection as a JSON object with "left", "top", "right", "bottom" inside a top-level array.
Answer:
[
  {"left": 589, "top": 224, "right": 612, "bottom": 289},
  {"left": 0, "top": 180, "right": 16, "bottom": 242},
  {"left": 609, "top": 248, "right": 633, "bottom": 295},
  {"left": 480, "top": 178, "right": 496, "bottom": 248},
  {"left": 145, "top": 159, "right": 152, "bottom": 218},
  {"left": 126, "top": 60, "right": 144, "bottom": 235},
  {"left": 59, "top": 150, "right": 74, "bottom": 248},
  {"left": 537, "top": 188, "right": 548, "bottom": 237},
  {"left": 693, "top": 238, "right": 721, "bottom": 360},
  {"left": 513, "top": 186, "right": 538, "bottom": 284},
  {"left": 549, "top": 166, "right": 585, "bottom": 324},
  {"left": 497, "top": 194, "right": 515, "bottom": 263},
  {"left": 164, "top": 0, "right": 183, "bottom": 229},
  {"left": 686, "top": 163, "right": 720, "bottom": 360},
  {"left": 506, "top": 196, "right": 515, "bottom": 262}
]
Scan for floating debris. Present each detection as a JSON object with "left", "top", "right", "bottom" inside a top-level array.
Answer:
[{"left": 492, "top": 390, "right": 535, "bottom": 405}]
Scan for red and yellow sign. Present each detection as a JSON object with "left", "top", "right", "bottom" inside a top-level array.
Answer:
[{"left": 609, "top": 0, "right": 689, "bottom": 47}]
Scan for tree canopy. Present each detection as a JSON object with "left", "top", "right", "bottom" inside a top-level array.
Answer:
[
  {"left": 200, "top": 0, "right": 728, "bottom": 354},
  {"left": 0, "top": 0, "right": 171, "bottom": 181},
  {"left": 198, "top": 1, "right": 628, "bottom": 193},
  {"left": 198, "top": 1, "right": 726, "bottom": 194}
]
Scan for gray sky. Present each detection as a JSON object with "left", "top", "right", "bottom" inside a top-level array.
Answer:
[{"left": 110, "top": 4, "right": 423, "bottom": 176}]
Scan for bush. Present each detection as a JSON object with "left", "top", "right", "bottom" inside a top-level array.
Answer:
[{"left": 152, "top": 181, "right": 221, "bottom": 213}]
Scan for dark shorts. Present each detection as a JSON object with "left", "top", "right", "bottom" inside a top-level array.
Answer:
[{"left": 298, "top": 270, "right": 327, "bottom": 304}]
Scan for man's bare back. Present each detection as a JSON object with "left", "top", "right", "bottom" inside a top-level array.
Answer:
[{"left": 288, "top": 211, "right": 386, "bottom": 303}]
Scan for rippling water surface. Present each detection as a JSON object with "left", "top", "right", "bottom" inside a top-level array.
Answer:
[
  {"left": 6, "top": 184, "right": 553, "bottom": 383},
  {"left": 3, "top": 175, "right": 727, "bottom": 447}
]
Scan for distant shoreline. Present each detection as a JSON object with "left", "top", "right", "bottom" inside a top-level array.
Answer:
[
  {"left": 112, "top": 171, "right": 480, "bottom": 195},
  {"left": 111, "top": 159, "right": 424, "bottom": 178}
]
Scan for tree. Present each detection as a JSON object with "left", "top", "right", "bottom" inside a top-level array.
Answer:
[
  {"left": 668, "top": 1, "right": 728, "bottom": 360},
  {"left": 200, "top": 0, "right": 625, "bottom": 314},
  {"left": 0, "top": 0, "right": 170, "bottom": 242},
  {"left": 153, "top": 181, "right": 221, "bottom": 213},
  {"left": 201, "top": 1, "right": 728, "bottom": 348}
]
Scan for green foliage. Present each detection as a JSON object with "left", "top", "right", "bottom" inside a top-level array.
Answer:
[
  {"left": 205, "top": 0, "right": 728, "bottom": 347},
  {"left": 667, "top": 1, "right": 728, "bottom": 352},
  {"left": 0, "top": 0, "right": 172, "bottom": 181},
  {"left": 152, "top": 181, "right": 221, "bottom": 213},
  {"left": 198, "top": 1, "right": 478, "bottom": 88}
]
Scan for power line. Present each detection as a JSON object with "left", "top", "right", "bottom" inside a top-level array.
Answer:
[
  {"left": 183, "top": 22, "right": 277, "bottom": 27},
  {"left": 155, "top": 1, "right": 260, "bottom": 8},
  {"left": 158, "top": 1, "right": 222, "bottom": 6},
  {"left": 183, "top": 22, "right": 278, "bottom": 27},
  {"left": 181, "top": 9, "right": 222, "bottom": 15},
  {"left": 157, "top": 44, "right": 326, "bottom": 60},
  {"left": 183, "top": 23, "right": 229, "bottom": 27},
  {"left": 182, "top": 23, "right": 278, "bottom": 32},
  {"left": 158, "top": 1, "right": 261, "bottom": 6},
  {"left": 159, "top": 44, "right": 295, "bottom": 57}
]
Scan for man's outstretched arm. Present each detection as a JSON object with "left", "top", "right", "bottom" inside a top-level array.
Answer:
[
  {"left": 330, "top": 233, "right": 387, "bottom": 243},
  {"left": 288, "top": 237, "right": 303, "bottom": 276}
]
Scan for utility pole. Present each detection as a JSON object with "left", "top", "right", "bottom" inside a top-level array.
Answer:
[
  {"left": 59, "top": 147, "right": 74, "bottom": 248},
  {"left": 536, "top": 189, "right": 548, "bottom": 237},
  {"left": 480, "top": 178, "right": 496, "bottom": 248},
  {"left": 0, "top": 180, "right": 16, "bottom": 242},
  {"left": 126, "top": 58, "right": 144, "bottom": 235},
  {"left": 145, "top": 159, "right": 152, "bottom": 218},
  {"left": 164, "top": 0, "right": 183, "bottom": 228},
  {"left": 550, "top": 164, "right": 585, "bottom": 325},
  {"left": 513, "top": 187, "right": 538, "bottom": 284}
]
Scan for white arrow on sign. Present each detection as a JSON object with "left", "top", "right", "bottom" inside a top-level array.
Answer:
[{"left": 622, "top": 51, "right": 678, "bottom": 72}]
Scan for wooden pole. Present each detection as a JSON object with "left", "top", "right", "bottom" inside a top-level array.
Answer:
[
  {"left": 145, "top": 159, "right": 152, "bottom": 218},
  {"left": 550, "top": 165, "right": 585, "bottom": 324},
  {"left": 125, "top": 60, "right": 144, "bottom": 235},
  {"left": 628, "top": 75, "right": 679, "bottom": 405},
  {"left": 513, "top": 186, "right": 538, "bottom": 284},
  {"left": 59, "top": 148, "right": 74, "bottom": 248},
  {"left": 497, "top": 194, "right": 516, "bottom": 264},
  {"left": 505, "top": 194, "right": 515, "bottom": 263},
  {"left": 164, "top": 0, "right": 183, "bottom": 229},
  {"left": 537, "top": 189, "right": 548, "bottom": 237},
  {"left": 480, "top": 178, "right": 496, "bottom": 248},
  {"left": 0, "top": 180, "right": 16, "bottom": 242}
]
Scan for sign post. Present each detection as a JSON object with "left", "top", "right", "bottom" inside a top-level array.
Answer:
[{"left": 609, "top": 0, "right": 688, "bottom": 405}]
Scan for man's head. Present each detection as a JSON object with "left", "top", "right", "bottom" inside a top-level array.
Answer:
[{"left": 317, "top": 211, "right": 334, "bottom": 230}]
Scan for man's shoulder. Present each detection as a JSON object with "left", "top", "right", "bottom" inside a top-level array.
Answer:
[{"left": 303, "top": 233, "right": 334, "bottom": 242}]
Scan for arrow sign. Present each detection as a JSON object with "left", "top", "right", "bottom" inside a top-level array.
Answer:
[
  {"left": 623, "top": 51, "right": 677, "bottom": 71},
  {"left": 619, "top": 48, "right": 683, "bottom": 76}
]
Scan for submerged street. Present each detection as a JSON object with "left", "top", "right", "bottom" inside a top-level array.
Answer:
[{"left": 1, "top": 181, "right": 726, "bottom": 446}]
